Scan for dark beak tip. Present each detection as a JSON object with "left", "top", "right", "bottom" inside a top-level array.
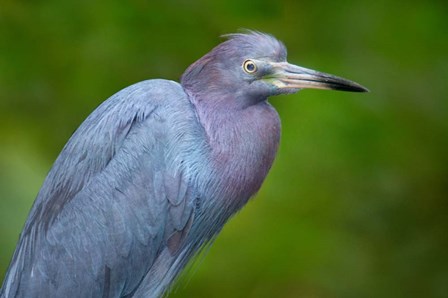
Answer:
[
  {"left": 352, "top": 85, "right": 370, "bottom": 93},
  {"left": 328, "top": 84, "right": 369, "bottom": 93},
  {"left": 339, "top": 82, "right": 369, "bottom": 93}
]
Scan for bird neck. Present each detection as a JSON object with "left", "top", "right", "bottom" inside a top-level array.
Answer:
[{"left": 187, "top": 91, "right": 281, "bottom": 210}]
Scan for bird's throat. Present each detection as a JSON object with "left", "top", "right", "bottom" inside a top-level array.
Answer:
[{"left": 193, "top": 98, "right": 281, "bottom": 210}]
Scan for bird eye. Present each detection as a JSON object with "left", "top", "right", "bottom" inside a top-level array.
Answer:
[{"left": 243, "top": 60, "right": 257, "bottom": 74}]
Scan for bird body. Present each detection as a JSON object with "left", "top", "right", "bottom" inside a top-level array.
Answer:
[
  {"left": 2, "top": 78, "right": 279, "bottom": 297},
  {"left": 1, "top": 32, "right": 366, "bottom": 297}
]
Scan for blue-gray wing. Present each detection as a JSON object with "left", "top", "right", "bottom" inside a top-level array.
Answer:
[{"left": 1, "top": 80, "right": 205, "bottom": 297}]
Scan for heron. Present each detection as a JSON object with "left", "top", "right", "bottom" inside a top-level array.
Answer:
[{"left": 1, "top": 31, "right": 367, "bottom": 297}]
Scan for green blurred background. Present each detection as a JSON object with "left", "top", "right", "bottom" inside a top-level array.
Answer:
[{"left": 1, "top": 0, "right": 447, "bottom": 297}]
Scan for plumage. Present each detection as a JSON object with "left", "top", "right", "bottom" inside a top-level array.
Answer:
[{"left": 1, "top": 31, "right": 367, "bottom": 298}]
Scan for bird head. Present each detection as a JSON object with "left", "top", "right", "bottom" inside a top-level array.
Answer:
[{"left": 181, "top": 31, "right": 368, "bottom": 108}]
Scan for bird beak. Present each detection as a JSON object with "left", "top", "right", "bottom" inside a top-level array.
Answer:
[{"left": 269, "top": 62, "right": 369, "bottom": 92}]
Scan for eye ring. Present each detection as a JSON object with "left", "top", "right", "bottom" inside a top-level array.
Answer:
[{"left": 243, "top": 59, "right": 257, "bottom": 74}]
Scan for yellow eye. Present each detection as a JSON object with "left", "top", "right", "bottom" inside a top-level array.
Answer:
[{"left": 243, "top": 59, "right": 257, "bottom": 74}]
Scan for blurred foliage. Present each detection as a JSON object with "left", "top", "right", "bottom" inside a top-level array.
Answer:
[{"left": 1, "top": 0, "right": 447, "bottom": 297}]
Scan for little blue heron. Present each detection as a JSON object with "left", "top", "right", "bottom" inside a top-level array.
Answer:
[{"left": 1, "top": 31, "right": 367, "bottom": 297}]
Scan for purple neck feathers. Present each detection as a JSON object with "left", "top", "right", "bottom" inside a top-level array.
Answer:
[{"left": 187, "top": 91, "right": 281, "bottom": 211}]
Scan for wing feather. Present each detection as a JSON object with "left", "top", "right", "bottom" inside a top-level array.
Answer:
[{"left": 1, "top": 79, "right": 203, "bottom": 297}]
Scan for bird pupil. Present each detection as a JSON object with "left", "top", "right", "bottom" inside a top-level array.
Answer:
[{"left": 247, "top": 63, "right": 254, "bottom": 71}]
